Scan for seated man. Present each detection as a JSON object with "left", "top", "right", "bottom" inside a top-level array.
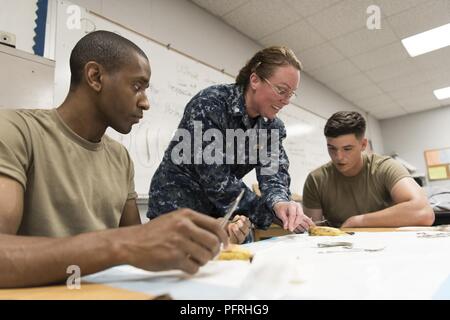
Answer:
[
  {"left": 0, "top": 31, "right": 232, "bottom": 288},
  {"left": 302, "top": 111, "right": 434, "bottom": 228}
]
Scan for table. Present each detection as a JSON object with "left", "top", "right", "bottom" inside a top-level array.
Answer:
[
  {"left": 82, "top": 228, "right": 450, "bottom": 299},
  {"left": 0, "top": 282, "right": 164, "bottom": 300},
  {"left": 2, "top": 227, "right": 449, "bottom": 299}
]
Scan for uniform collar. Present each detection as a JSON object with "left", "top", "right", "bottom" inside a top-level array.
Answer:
[{"left": 229, "top": 84, "right": 274, "bottom": 128}]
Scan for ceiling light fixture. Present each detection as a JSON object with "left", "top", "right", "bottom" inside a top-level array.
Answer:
[
  {"left": 433, "top": 86, "right": 450, "bottom": 100},
  {"left": 401, "top": 22, "right": 450, "bottom": 57}
]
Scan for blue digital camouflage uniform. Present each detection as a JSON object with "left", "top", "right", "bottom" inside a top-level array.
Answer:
[{"left": 147, "top": 84, "right": 291, "bottom": 229}]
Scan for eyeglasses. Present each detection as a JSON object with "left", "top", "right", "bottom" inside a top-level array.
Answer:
[{"left": 261, "top": 77, "right": 297, "bottom": 100}]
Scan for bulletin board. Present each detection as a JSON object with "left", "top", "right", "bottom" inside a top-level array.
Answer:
[{"left": 424, "top": 148, "right": 450, "bottom": 180}]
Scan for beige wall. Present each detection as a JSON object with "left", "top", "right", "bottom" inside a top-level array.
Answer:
[
  {"left": 0, "top": 0, "right": 38, "bottom": 53},
  {"left": 381, "top": 105, "right": 450, "bottom": 187}
]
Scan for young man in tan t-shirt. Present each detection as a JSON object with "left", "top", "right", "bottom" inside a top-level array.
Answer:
[{"left": 302, "top": 111, "right": 434, "bottom": 228}]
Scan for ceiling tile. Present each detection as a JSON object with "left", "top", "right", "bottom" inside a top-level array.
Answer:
[
  {"left": 326, "top": 73, "right": 374, "bottom": 93},
  {"left": 306, "top": 0, "right": 377, "bottom": 40},
  {"left": 428, "top": 68, "right": 450, "bottom": 81},
  {"left": 342, "top": 84, "right": 384, "bottom": 101},
  {"left": 259, "top": 20, "right": 326, "bottom": 52},
  {"left": 373, "top": 0, "right": 429, "bottom": 17},
  {"left": 223, "top": 0, "right": 300, "bottom": 40},
  {"left": 309, "top": 59, "right": 360, "bottom": 83},
  {"left": 365, "top": 59, "right": 417, "bottom": 82},
  {"left": 191, "top": 0, "right": 248, "bottom": 17},
  {"left": 397, "top": 96, "right": 442, "bottom": 112},
  {"left": 350, "top": 42, "right": 409, "bottom": 71},
  {"left": 284, "top": 0, "right": 341, "bottom": 18},
  {"left": 352, "top": 94, "right": 397, "bottom": 110},
  {"left": 376, "top": 71, "right": 429, "bottom": 93},
  {"left": 368, "top": 102, "right": 402, "bottom": 113},
  {"left": 428, "top": 72, "right": 450, "bottom": 89},
  {"left": 413, "top": 46, "right": 450, "bottom": 73},
  {"left": 389, "top": 83, "right": 436, "bottom": 101},
  {"left": 372, "top": 107, "right": 407, "bottom": 119},
  {"left": 297, "top": 42, "right": 344, "bottom": 71},
  {"left": 331, "top": 21, "right": 398, "bottom": 57},
  {"left": 189, "top": 0, "right": 450, "bottom": 119},
  {"left": 387, "top": 0, "right": 450, "bottom": 38}
]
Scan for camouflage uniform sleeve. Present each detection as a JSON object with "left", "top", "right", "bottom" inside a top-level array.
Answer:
[
  {"left": 184, "top": 96, "right": 271, "bottom": 228},
  {"left": 256, "top": 120, "right": 291, "bottom": 212}
]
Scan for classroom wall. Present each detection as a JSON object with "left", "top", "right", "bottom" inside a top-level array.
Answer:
[
  {"left": 381, "top": 105, "right": 450, "bottom": 188},
  {"left": 0, "top": 0, "right": 38, "bottom": 53},
  {"left": 0, "top": 45, "right": 55, "bottom": 109},
  {"left": 69, "top": 0, "right": 384, "bottom": 155}
]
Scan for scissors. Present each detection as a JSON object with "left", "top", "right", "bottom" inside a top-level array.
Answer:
[{"left": 220, "top": 189, "right": 245, "bottom": 228}]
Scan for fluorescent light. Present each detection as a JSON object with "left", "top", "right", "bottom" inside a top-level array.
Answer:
[
  {"left": 401, "top": 22, "right": 450, "bottom": 57},
  {"left": 434, "top": 86, "right": 450, "bottom": 100}
]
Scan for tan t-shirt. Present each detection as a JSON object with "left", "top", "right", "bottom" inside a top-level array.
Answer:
[
  {"left": 302, "top": 153, "right": 410, "bottom": 226},
  {"left": 0, "top": 109, "right": 137, "bottom": 237}
]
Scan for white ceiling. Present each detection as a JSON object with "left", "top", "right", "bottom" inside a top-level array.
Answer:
[{"left": 190, "top": 0, "right": 450, "bottom": 119}]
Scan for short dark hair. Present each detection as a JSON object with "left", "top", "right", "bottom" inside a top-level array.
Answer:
[
  {"left": 324, "top": 111, "right": 366, "bottom": 139},
  {"left": 235, "top": 46, "right": 302, "bottom": 91},
  {"left": 69, "top": 30, "right": 148, "bottom": 87}
]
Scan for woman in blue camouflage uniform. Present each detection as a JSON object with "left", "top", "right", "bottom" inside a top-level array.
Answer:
[{"left": 147, "top": 46, "right": 315, "bottom": 242}]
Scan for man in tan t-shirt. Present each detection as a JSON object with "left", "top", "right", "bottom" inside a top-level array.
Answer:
[
  {"left": 0, "top": 31, "right": 242, "bottom": 288},
  {"left": 302, "top": 111, "right": 434, "bottom": 228}
]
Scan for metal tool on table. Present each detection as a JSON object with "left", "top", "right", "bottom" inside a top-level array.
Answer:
[
  {"left": 313, "top": 219, "right": 328, "bottom": 226},
  {"left": 317, "top": 241, "right": 354, "bottom": 248},
  {"left": 317, "top": 241, "right": 386, "bottom": 254},
  {"left": 220, "top": 189, "right": 245, "bottom": 228}
]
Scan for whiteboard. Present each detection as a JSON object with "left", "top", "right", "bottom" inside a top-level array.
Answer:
[
  {"left": 275, "top": 106, "right": 329, "bottom": 194},
  {"left": 54, "top": 0, "right": 329, "bottom": 198}
]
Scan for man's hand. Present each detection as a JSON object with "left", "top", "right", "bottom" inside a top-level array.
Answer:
[
  {"left": 341, "top": 215, "right": 363, "bottom": 228},
  {"left": 218, "top": 215, "right": 251, "bottom": 244},
  {"left": 123, "top": 208, "right": 229, "bottom": 274},
  {"left": 273, "top": 201, "right": 315, "bottom": 232}
]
